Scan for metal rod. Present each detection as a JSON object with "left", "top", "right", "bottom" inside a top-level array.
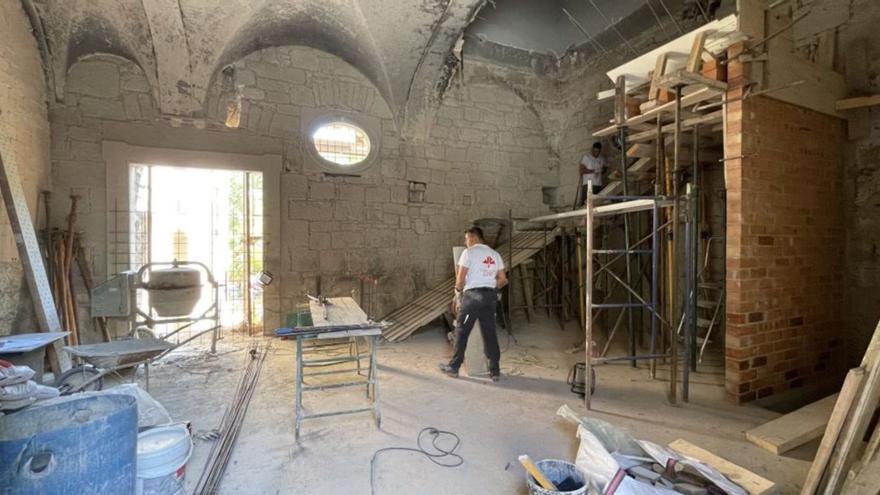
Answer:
[
  {"left": 650, "top": 202, "right": 660, "bottom": 379},
  {"left": 671, "top": 85, "right": 682, "bottom": 404},
  {"left": 584, "top": 182, "right": 594, "bottom": 411},
  {"left": 683, "top": 185, "right": 692, "bottom": 402},
  {"left": 615, "top": 107, "right": 637, "bottom": 367},
  {"left": 588, "top": 0, "right": 638, "bottom": 55},
  {"left": 561, "top": 7, "right": 608, "bottom": 56},
  {"left": 656, "top": 0, "right": 684, "bottom": 34},
  {"left": 594, "top": 353, "right": 670, "bottom": 364},
  {"left": 690, "top": 125, "right": 700, "bottom": 373},
  {"left": 644, "top": 0, "right": 669, "bottom": 36}
]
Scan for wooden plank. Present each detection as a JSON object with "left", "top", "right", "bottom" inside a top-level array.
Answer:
[
  {"left": 626, "top": 143, "right": 655, "bottom": 158},
  {"left": 629, "top": 110, "right": 724, "bottom": 142},
  {"left": 607, "top": 14, "right": 741, "bottom": 92},
  {"left": 800, "top": 367, "right": 866, "bottom": 495},
  {"left": 840, "top": 452, "right": 880, "bottom": 495},
  {"left": 0, "top": 152, "right": 70, "bottom": 374},
  {"left": 658, "top": 70, "right": 729, "bottom": 91},
  {"left": 648, "top": 53, "right": 670, "bottom": 101},
  {"left": 746, "top": 393, "right": 839, "bottom": 455},
  {"left": 668, "top": 439, "right": 777, "bottom": 495},
  {"left": 836, "top": 95, "right": 880, "bottom": 112},
  {"left": 311, "top": 297, "right": 369, "bottom": 327},
  {"left": 686, "top": 31, "right": 709, "bottom": 73},
  {"left": 822, "top": 322, "right": 880, "bottom": 493},
  {"left": 382, "top": 230, "right": 560, "bottom": 341}
]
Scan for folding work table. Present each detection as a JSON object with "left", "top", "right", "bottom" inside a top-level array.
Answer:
[{"left": 275, "top": 297, "right": 382, "bottom": 439}]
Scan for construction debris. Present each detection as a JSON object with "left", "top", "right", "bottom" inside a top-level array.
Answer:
[{"left": 557, "top": 404, "right": 755, "bottom": 495}]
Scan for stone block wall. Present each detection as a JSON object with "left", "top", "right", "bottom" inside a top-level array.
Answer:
[
  {"left": 0, "top": 2, "right": 51, "bottom": 336},
  {"left": 839, "top": 0, "right": 880, "bottom": 363},
  {"left": 49, "top": 46, "right": 558, "bottom": 338},
  {"left": 725, "top": 88, "right": 847, "bottom": 402}
]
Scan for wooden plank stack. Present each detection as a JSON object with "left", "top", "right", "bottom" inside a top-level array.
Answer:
[
  {"left": 800, "top": 319, "right": 880, "bottom": 494},
  {"left": 381, "top": 228, "right": 560, "bottom": 342}
]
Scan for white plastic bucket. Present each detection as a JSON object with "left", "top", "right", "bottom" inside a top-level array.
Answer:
[{"left": 136, "top": 425, "right": 193, "bottom": 495}]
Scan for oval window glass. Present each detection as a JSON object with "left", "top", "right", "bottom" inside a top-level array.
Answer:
[{"left": 311, "top": 122, "right": 371, "bottom": 166}]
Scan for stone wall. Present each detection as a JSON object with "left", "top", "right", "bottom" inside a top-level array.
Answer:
[
  {"left": 50, "top": 46, "right": 557, "bottom": 338},
  {"left": 0, "top": 2, "right": 51, "bottom": 336},
  {"left": 724, "top": 86, "right": 847, "bottom": 402},
  {"left": 840, "top": 0, "right": 880, "bottom": 363}
]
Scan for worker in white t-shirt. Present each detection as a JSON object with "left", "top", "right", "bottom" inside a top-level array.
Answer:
[
  {"left": 439, "top": 226, "right": 507, "bottom": 381},
  {"left": 579, "top": 141, "right": 607, "bottom": 205}
]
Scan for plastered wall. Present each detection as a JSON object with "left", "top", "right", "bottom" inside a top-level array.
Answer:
[{"left": 0, "top": 1, "right": 51, "bottom": 336}]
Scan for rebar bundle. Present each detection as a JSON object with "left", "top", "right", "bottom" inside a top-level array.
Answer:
[{"left": 193, "top": 343, "right": 268, "bottom": 494}]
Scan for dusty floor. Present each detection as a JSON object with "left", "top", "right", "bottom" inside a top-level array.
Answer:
[{"left": 140, "top": 316, "right": 811, "bottom": 494}]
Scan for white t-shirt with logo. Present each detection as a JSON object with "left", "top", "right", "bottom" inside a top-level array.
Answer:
[
  {"left": 457, "top": 244, "right": 505, "bottom": 290},
  {"left": 580, "top": 154, "right": 606, "bottom": 187}
]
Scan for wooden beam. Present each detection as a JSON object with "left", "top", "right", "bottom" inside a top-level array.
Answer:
[
  {"left": 658, "top": 69, "right": 729, "bottom": 91},
  {"left": 835, "top": 94, "right": 880, "bottom": 111},
  {"left": 593, "top": 86, "right": 723, "bottom": 137},
  {"left": 629, "top": 110, "right": 724, "bottom": 142},
  {"left": 822, "top": 321, "right": 880, "bottom": 493},
  {"left": 686, "top": 30, "right": 709, "bottom": 73},
  {"left": 648, "top": 53, "right": 669, "bottom": 101},
  {"left": 668, "top": 439, "right": 777, "bottom": 495},
  {"left": 0, "top": 152, "right": 71, "bottom": 374},
  {"left": 800, "top": 368, "right": 866, "bottom": 495},
  {"left": 746, "top": 394, "right": 838, "bottom": 455}
]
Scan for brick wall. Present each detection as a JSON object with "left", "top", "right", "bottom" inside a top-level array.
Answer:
[
  {"left": 725, "top": 74, "right": 847, "bottom": 401},
  {"left": 50, "top": 47, "right": 558, "bottom": 339},
  {"left": 0, "top": 2, "right": 51, "bottom": 336}
]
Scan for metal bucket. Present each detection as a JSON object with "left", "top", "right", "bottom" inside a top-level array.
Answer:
[
  {"left": 526, "top": 459, "right": 588, "bottom": 495},
  {"left": 0, "top": 394, "right": 138, "bottom": 494}
]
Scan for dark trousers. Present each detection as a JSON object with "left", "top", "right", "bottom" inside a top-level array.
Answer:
[
  {"left": 580, "top": 184, "right": 603, "bottom": 204},
  {"left": 448, "top": 288, "right": 500, "bottom": 375}
]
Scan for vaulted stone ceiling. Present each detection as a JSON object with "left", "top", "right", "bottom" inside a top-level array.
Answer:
[
  {"left": 23, "top": 0, "right": 710, "bottom": 137},
  {"left": 24, "top": 0, "right": 491, "bottom": 135}
]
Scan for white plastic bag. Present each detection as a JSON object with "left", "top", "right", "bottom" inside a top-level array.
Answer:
[{"left": 558, "top": 404, "right": 748, "bottom": 495}]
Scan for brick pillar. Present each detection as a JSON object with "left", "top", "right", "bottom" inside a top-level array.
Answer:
[{"left": 724, "top": 45, "right": 847, "bottom": 403}]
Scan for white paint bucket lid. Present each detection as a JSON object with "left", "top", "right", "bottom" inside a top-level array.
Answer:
[{"left": 137, "top": 425, "right": 192, "bottom": 479}]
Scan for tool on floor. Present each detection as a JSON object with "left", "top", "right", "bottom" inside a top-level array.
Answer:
[{"left": 519, "top": 454, "right": 558, "bottom": 491}]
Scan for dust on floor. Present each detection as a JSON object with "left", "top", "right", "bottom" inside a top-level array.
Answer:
[{"left": 142, "top": 316, "right": 810, "bottom": 494}]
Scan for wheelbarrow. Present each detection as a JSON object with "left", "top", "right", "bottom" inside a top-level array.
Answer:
[{"left": 55, "top": 338, "right": 175, "bottom": 395}]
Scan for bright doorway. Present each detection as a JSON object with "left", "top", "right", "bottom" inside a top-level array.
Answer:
[{"left": 129, "top": 164, "right": 264, "bottom": 334}]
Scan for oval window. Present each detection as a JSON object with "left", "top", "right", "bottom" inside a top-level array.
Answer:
[{"left": 311, "top": 121, "right": 371, "bottom": 166}]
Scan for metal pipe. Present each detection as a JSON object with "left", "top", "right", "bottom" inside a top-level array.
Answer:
[
  {"left": 683, "top": 184, "right": 692, "bottom": 402},
  {"left": 651, "top": 202, "right": 660, "bottom": 379},
  {"left": 690, "top": 125, "right": 701, "bottom": 372},
  {"left": 671, "top": 85, "right": 682, "bottom": 403},
  {"left": 584, "top": 182, "right": 594, "bottom": 410}
]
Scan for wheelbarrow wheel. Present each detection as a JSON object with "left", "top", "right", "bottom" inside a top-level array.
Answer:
[{"left": 55, "top": 365, "right": 104, "bottom": 395}]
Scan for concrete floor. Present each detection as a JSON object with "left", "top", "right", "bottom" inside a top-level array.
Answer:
[{"left": 142, "top": 316, "right": 811, "bottom": 494}]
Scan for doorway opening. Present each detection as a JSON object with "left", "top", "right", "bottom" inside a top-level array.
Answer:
[{"left": 128, "top": 164, "right": 264, "bottom": 335}]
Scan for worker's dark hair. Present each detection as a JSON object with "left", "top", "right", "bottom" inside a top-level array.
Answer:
[
  {"left": 464, "top": 226, "right": 484, "bottom": 240},
  {"left": 592, "top": 142, "right": 602, "bottom": 149}
]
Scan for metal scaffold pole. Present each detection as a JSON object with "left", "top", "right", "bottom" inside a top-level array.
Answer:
[{"left": 584, "top": 183, "right": 594, "bottom": 411}]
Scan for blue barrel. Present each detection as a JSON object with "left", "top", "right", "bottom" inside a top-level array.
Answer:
[{"left": 0, "top": 394, "right": 138, "bottom": 494}]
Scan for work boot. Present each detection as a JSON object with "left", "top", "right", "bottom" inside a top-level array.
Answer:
[{"left": 438, "top": 363, "right": 459, "bottom": 378}]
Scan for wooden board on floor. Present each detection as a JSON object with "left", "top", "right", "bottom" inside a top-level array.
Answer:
[
  {"left": 669, "top": 439, "right": 777, "bottom": 495},
  {"left": 745, "top": 393, "right": 838, "bottom": 455}
]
